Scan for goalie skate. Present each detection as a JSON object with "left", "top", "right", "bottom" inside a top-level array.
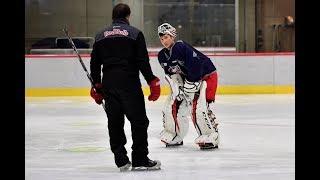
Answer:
[
  {"left": 160, "top": 131, "right": 184, "bottom": 147},
  {"left": 162, "top": 140, "right": 183, "bottom": 147},
  {"left": 198, "top": 143, "right": 218, "bottom": 150}
]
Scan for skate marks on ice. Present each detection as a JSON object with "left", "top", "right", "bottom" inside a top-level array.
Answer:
[{"left": 26, "top": 95, "right": 294, "bottom": 180}]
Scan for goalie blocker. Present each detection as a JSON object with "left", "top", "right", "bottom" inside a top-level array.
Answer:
[{"left": 160, "top": 74, "right": 219, "bottom": 149}]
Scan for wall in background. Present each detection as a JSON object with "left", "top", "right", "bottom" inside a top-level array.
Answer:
[{"left": 25, "top": 53, "right": 295, "bottom": 96}]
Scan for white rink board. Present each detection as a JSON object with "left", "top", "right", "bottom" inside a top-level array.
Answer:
[{"left": 25, "top": 54, "right": 295, "bottom": 88}]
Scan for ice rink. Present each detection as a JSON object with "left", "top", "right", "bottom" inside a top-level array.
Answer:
[{"left": 25, "top": 94, "right": 295, "bottom": 180}]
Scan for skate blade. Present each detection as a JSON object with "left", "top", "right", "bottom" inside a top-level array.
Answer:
[
  {"left": 131, "top": 166, "right": 161, "bottom": 171},
  {"left": 161, "top": 140, "right": 183, "bottom": 147},
  {"left": 165, "top": 142, "right": 183, "bottom": 147},
  {"left": 131, "top": 161, "right": 161, "bottom": 171},
  {"left": 199, "top": 145, "right": 218, "bottom": 150}
]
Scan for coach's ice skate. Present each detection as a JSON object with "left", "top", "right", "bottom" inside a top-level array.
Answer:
[
  {"left": 119, "top": 161, "right": 132, "bottom": 172},
  {"left": 132, "top": 158, "right": 161, "bottom": 171}
]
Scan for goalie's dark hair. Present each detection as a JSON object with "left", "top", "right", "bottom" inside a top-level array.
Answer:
[{"left": 112, "top": 3, "right": 131, "bottom": 20}]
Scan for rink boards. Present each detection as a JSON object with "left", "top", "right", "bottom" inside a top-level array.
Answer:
[{"left": 25, "top": 52, "right": 295, "bottom": 96}]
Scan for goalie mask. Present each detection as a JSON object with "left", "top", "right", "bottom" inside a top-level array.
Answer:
[{"left": 158, "top": 23, "right": 177, "bottom": 38}]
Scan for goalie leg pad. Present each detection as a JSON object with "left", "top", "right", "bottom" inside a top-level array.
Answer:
[
  {"left": 191, "top": 81, "right": 219, "bottom": 146},
  {"left": 160, "top": 95, "right": 190, "bottom": 145}
]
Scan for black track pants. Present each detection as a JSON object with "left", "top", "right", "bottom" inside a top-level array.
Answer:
[{"left": 104, "top": 88, "right": 149, "bottom": 167}]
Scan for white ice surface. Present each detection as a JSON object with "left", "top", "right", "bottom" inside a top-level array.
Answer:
[{"left": 25, "top": 94, "right": 295, "bottom": 180}]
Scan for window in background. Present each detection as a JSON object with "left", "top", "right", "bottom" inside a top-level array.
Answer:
[
  {"left": 143, "top": 0, "right": 235, "bottom": 47},
  {"left": 25, "top": 0, "right": 236, "bottom": 54},
  {"left": 25, "top": 0, "right": 112, "bottom": 54}
]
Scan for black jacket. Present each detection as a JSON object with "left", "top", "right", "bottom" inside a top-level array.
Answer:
[{"left": 90, "top": 18, "right": 156, "bottom": 90}]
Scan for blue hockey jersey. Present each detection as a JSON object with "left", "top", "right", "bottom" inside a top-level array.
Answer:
[{"left": 157, "top": 40, "right": 216, "bottom": 82}]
